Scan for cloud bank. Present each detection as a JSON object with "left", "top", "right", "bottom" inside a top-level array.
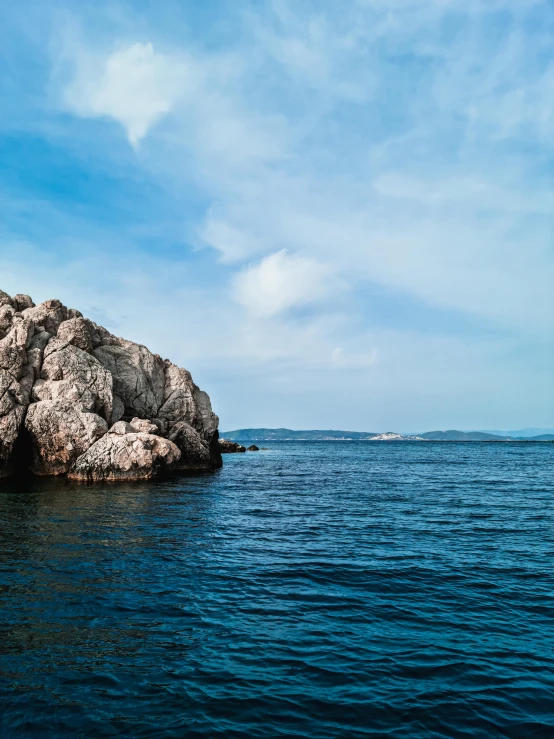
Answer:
[{"left": 0, "top": 0, "right": 552, "bottom": 430}]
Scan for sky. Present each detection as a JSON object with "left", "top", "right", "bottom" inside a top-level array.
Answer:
[{"left": 1, "top": 0, "right": 553, "bottom": 432}]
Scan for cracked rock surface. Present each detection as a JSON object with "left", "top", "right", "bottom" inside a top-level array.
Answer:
[
  {"left": 68, "top": 432, "right": 181, "bottom": 482},
  {"left": 0, "top": 290, "right": 221, "bottom": 481}
]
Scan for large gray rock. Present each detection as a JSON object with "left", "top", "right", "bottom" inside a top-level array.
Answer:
[
  {"left": 0, "top": 289, "right": 220, "bottom": 480},
  {"left": 13, "top": 294, "right": 34, "bottom": 312},
  {"left": 158, "top": 363, "right": 218, "bottom": 437},
  {"left": 33, "top": 344, "right": 113, "bottom": 422},
  {"left": 93, "top": 339, "right": 165, "bottom": 419},
  {"left": 168, "top": 421, "right": 213, "bottom": 471},
  {"left": 69, "top": 432, "right": 181, "bottom": 482},
  {"left": 57, "top": 317, "right": 101, "bottom": 353},
  {"left": 25, "top": 400, "right": 108, "bottom": 475},
  {"left": 22, "top": 299, "right": 68, "bottom": 335},
  {"left": 157, "top": 362, "right": 221, "bottom": 470}
]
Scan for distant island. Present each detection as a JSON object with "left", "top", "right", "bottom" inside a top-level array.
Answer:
[{"left": 222, "top": 428, "right": 554, "bottom": 442}]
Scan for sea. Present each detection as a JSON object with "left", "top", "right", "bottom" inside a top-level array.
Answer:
[{"left": 1, "top": 441, "right": 553, "bottom": 738}]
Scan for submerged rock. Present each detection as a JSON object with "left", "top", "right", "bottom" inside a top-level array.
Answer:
[
  {"left": 0, "top": 289, "right": 220, "bottom": 481},
  {"left": 219, "top": 439, "right": 246, "bottom": 453}
]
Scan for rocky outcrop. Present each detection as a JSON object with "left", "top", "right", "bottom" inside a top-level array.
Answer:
[
  {"left": 69, "top": 430, "right": 181, "bottom": 482},
  {"left": 219, "top": 439, "right": 246, "bottom": 453},
  {"left": 247, "top": 445, "right": 260, "bottom": 451},
  {"left": 0, "top": 289, "right": 220, "bottom": 481}
]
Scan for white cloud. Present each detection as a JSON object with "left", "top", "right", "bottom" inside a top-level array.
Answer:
[
  {"left": 232, "top": 249, "right": 330, "bottom": 316},
  {"left": 62, "top": 42, "right": 188, "bottom": 147}
]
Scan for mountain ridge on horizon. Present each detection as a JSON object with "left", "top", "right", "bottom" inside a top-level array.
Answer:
[{"left": 222, "top": 428, "right": 554, "bottom": 442}]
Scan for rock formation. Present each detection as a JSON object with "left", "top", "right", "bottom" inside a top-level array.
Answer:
[
  {"left": 219, "top": 439, "right": 246, "bottom": 453},
  {"left": 0, "top": 290, "right": 221, "bottom": 481}
]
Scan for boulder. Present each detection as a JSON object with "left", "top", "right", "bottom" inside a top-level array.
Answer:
[
  {"left": 25, "top": 400, "right": 108, "bottom": 475},
  {"left": 69, "top": 432, "right": 181, "bottom": 482},
  {"left": 22, "top": 299, "right": 68, "bottom": 335},
  {"left": 158, "top": 362, "right": 219, "bottom": 439},
  {"left": 34, "top": 344, "right": 113, "bottom": 422},
  {"left": 93, "top": 339, "right": 165, "bottom": 419},
  {"left": 219, "top": 439, "right": 246, "bottom": 453},
  {"left": 168, "top": 421, "right": 213, "bottom": 471},
  {"left": 13, "top": 294, "right": 34, "bottom": 312},
  {"left": 57, "top": 317, "right": 101, "bottom": 353},
  {"left": 157, "top": 362, "right": 220, "bottom": 469},
  {"left": 247, "top": 444, "right": 260, "bottom": 451}
]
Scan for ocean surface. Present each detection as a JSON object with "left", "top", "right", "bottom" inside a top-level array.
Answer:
[{"left": 1, "top": 441, "right": 553, "bottom": 738}]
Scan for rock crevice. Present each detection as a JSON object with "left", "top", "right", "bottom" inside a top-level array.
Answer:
[{"left": 0, "top": 290, "right": 221, "bottom": 481}]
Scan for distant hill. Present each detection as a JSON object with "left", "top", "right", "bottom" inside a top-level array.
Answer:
[
  {"left": 221, "top": 428, "right": 378, "bottom": 441},
  {"left": 482, "top": 428, "right": 554, "bottom": 438},
  {"left": 221, "top": 428, "right": 554, "bottom": 442},
  {"left": 417, "top": 430, "right": 512, "bottom": 441},
  {"left": 415, "top": 430, "right": 554, "bottom": 441}
]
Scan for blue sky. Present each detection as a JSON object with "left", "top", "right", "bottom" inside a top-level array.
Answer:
[{"left": 1, "top": 0, "right": 553, "bottom": 432}]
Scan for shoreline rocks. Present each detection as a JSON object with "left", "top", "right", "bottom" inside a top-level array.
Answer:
[
  {"left": 219, "top": 439, "right": 246, "bottom": 453},
  {"left": 217, "top": 440, "right": 261, "bottom": 453},
  {"left": 0, "top": 289, "right": 221, "bottom": 481}
]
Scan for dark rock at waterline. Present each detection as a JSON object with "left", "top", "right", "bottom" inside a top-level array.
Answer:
[
  {"left": 0, "top": 289, "right": 220, "bottom": 481},
  {"left": 247, "top": 444, "right": 260, "bottom": 451},
  {"left": 219, "top": 439, "right": 246, "bottom": 453}
]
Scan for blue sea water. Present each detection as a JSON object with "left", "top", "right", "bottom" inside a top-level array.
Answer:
[{"left": 0, "top": 441, "right": 553, "bottom": 738}]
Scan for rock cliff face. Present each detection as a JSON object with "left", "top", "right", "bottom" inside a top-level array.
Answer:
[{"left": 0, "top": 290, "right": 221, "bottom": 481}]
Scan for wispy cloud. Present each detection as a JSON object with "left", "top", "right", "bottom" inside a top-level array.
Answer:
[
  {"left": 233, "top": 249, "right": 331, "bottom": 316},
  {"left": 62, "top": 41, "right": 189, "bottom": 147}
]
